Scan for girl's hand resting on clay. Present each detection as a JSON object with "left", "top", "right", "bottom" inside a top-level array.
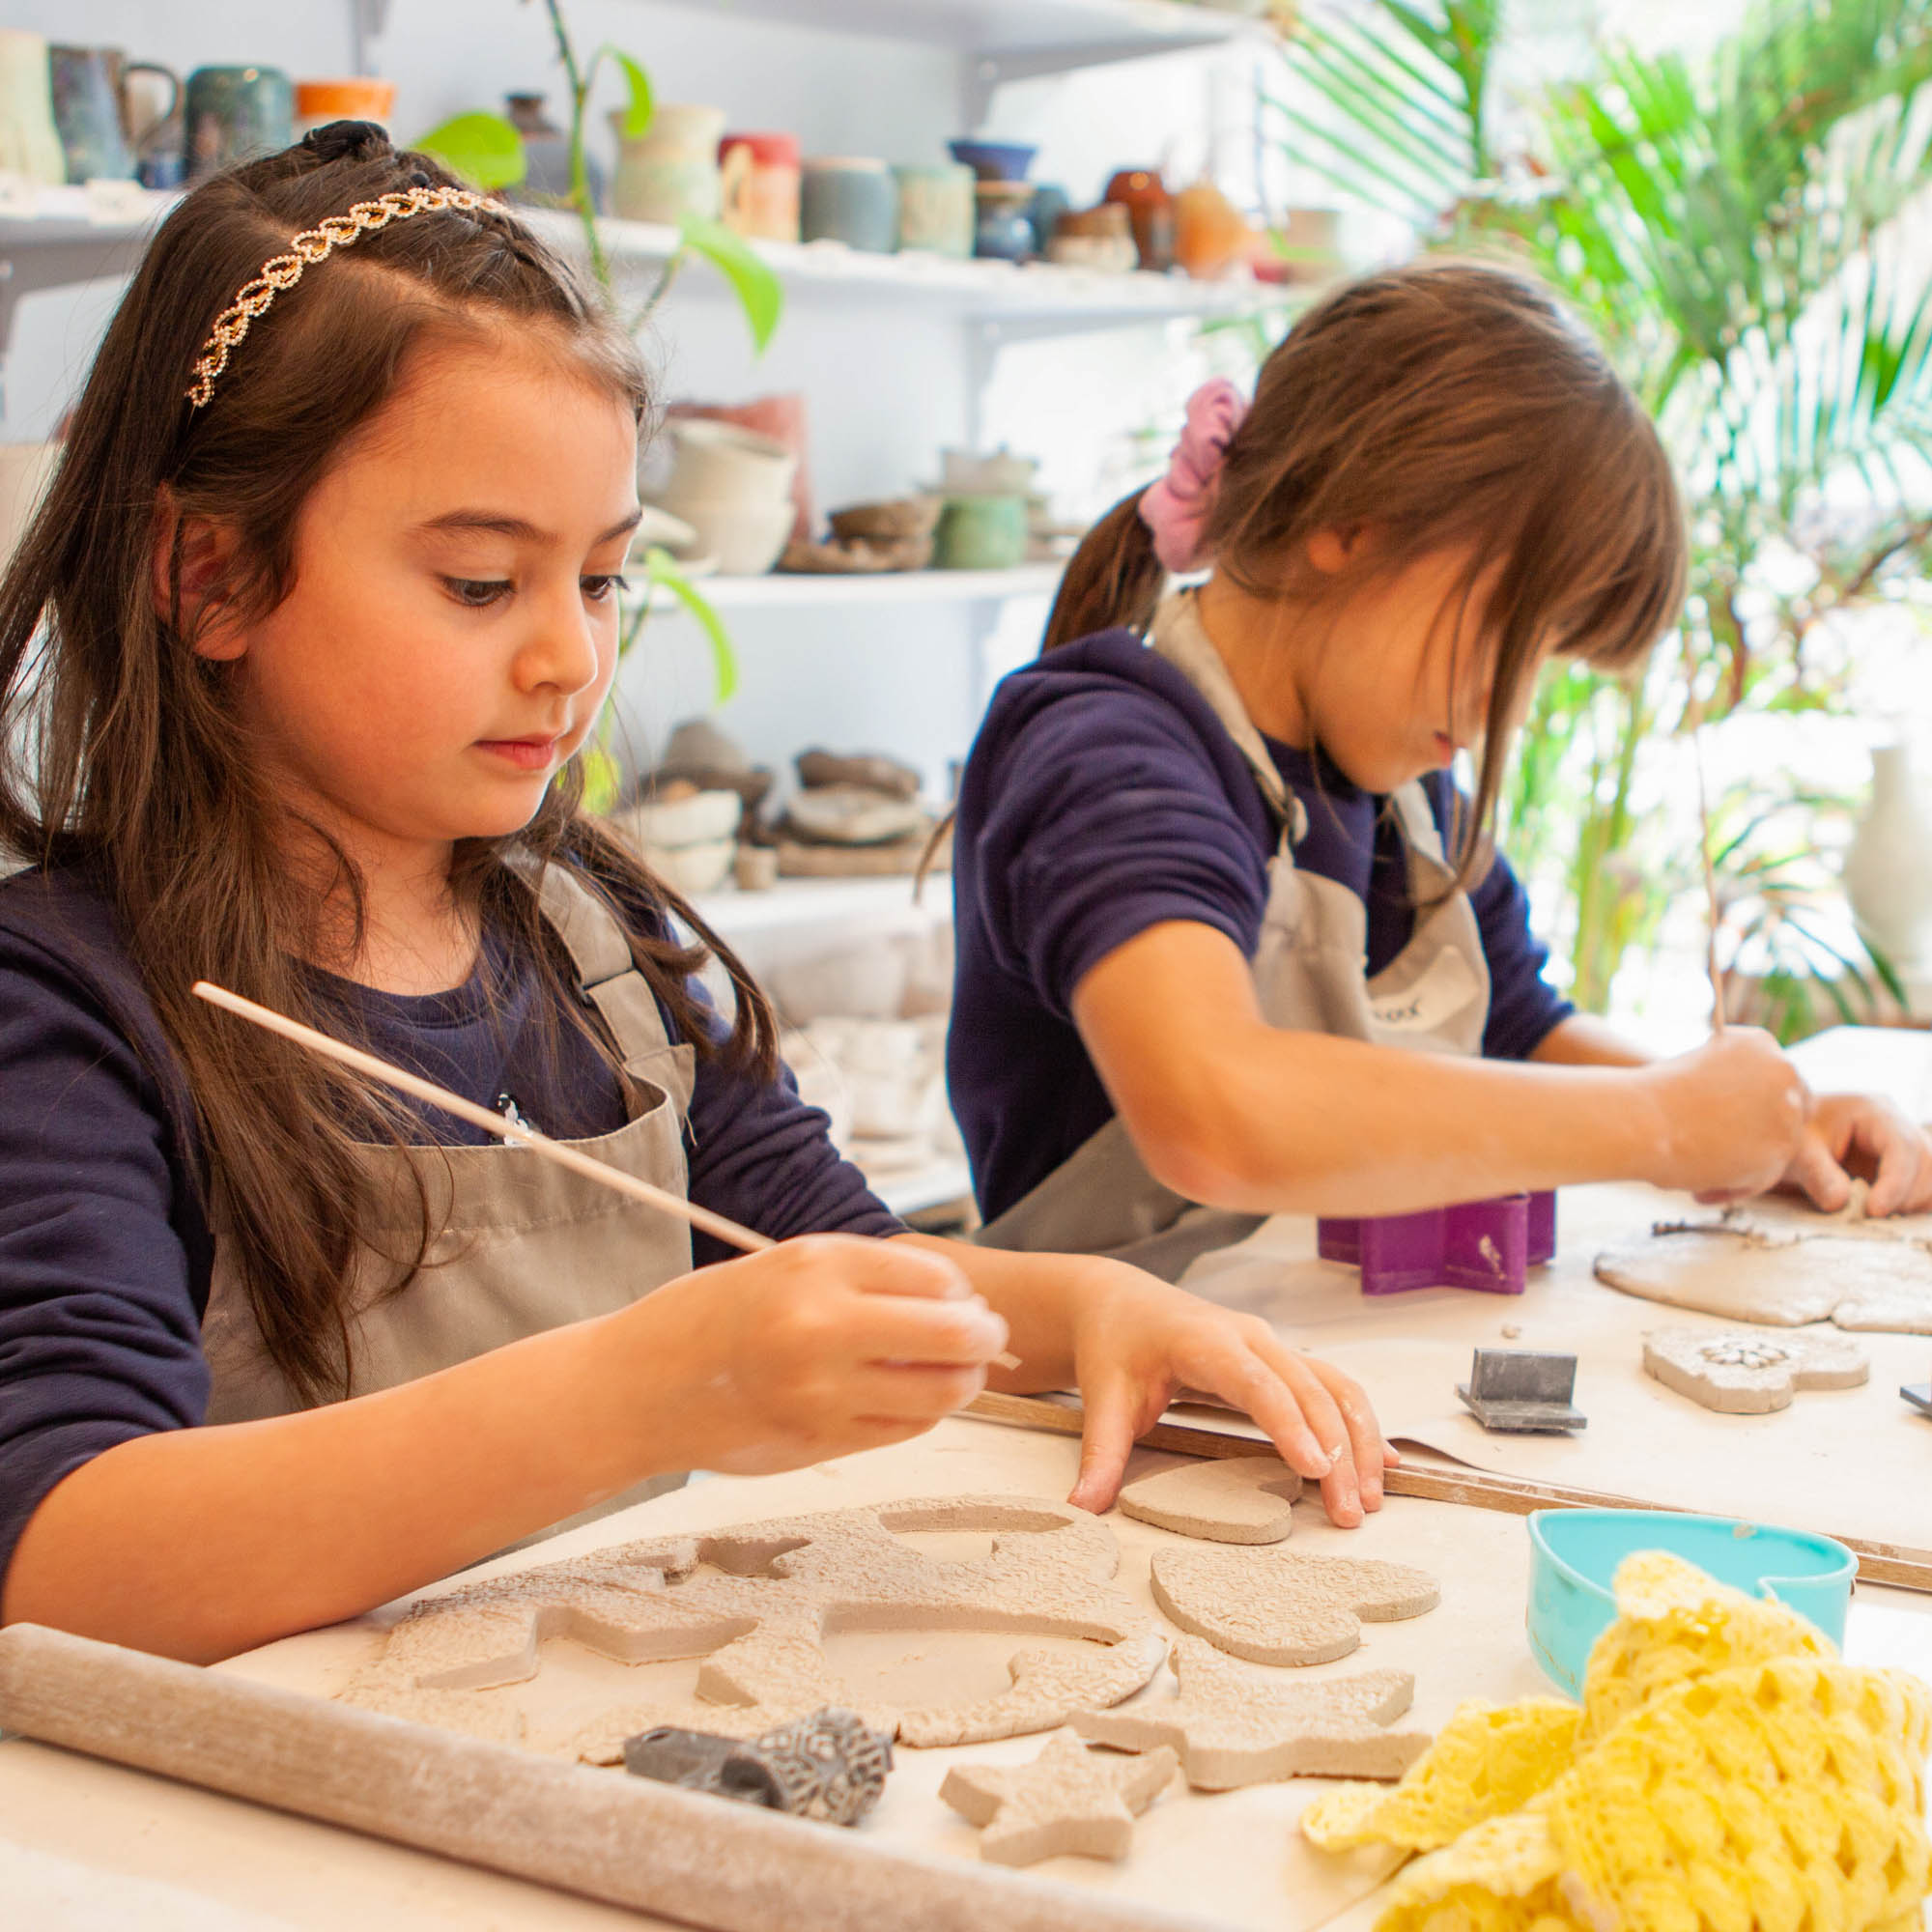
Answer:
[
  {"left": 1639, "top": 1028, "right": 1813, "bottom": 1203},
  {"left": 1055, "top": 1265, "right": 1393, "bottom": 1530},
  {"left": 1776, "top": 1093, "right": 1932, "bottom": 1217},
  {"left": 633, "top": 1236, "right": 1009, "bottom": 1476}
]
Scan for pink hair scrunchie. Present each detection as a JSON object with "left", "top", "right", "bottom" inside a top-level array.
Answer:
[{"left": 1138, "top": 377, "right": 1250, "bottom": 574}]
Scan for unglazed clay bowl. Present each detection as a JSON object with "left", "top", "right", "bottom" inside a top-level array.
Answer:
[
  {"left": 1525, "top": 1507, "right": 1855, "bottom": 1698},
  {"left": 948, "top": 138, "right": 1036, "bottom": 182}
]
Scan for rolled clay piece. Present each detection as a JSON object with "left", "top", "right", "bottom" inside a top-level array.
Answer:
[
  {"left": 1150, "top": 1548, "right": 1439, "bottom": 1666},
  {"left": 1073, "top": 1638, "right": 1430, "bottom": 1790},
  {"left": 1117, "top": 1457, "right": 1302, "bottom": 1544},
  {"left": 939, "top": 1733, "right": 1179, "bottom": 1866},
  {"left": 1640, "top": 1326, "right": 1869, "bottom": 1414}
]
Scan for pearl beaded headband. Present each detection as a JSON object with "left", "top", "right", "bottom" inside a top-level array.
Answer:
[{"left": 185, "top": 185, "right": 505, "bottom": 410}]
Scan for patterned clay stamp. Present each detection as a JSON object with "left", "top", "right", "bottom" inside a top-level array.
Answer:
[
  {"left": 1117, "top": 1456, "right": 1302, "bottom": 1544},
  {"left": 1640, "top": 1326, "right": 1868, "bottom": 1413},
  {"left": 939, "top": 1732, "right": 1179, "bottom": 1865},
  {"left": 1074, "top": 1637, "right": 1432, "bottom": 1790},
  {"left": 1151, "top": 1547, "right": 1439, "bottom": 1665}
]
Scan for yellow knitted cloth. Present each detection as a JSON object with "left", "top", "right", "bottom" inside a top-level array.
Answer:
[{"left": 1300, "top": 1550, "right": 1932, "bottom": 1932}]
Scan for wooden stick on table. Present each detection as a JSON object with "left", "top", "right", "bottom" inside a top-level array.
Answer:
[
  {"left": 192, "top": 981, "right": 1022, "bottom": 1367},
  {"left": 965, "top": 1389, "right": 1932, "bottom": 1594}
]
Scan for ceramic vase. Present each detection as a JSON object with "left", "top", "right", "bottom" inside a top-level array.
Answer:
[
  {"left": 183, "top": 65, "right": 294, "bottom": 179},
  {"left": 1173, "top": 177, "right": 1249, "bottom": 280},
  {"left": 1103, "top": 167, "right": 1175, "bottom": 271},
  {"left": 1843, "top": 744, "right": 1932, "bottom": 981},
  {"left": 0, "top": 31, "right": 70, "bottom": 185},
  {"left": 611, "top": 102, "right": 725, "bottom": 225}
]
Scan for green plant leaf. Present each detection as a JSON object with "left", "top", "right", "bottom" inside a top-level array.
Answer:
[
  {"left": 413, "top": 111, "right": 527, "bottom": 190},
  {"left": 677, "top": 214, "right": 784, "bottom": 354},
  {"left": 607, "top": 47, "right": 655, "bottom": 138},
  {"left": 641, "top": 547, "right": 739, "bottom": 704}
]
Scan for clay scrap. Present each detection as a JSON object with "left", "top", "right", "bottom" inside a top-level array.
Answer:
[
  {"left": 939, "top": 1732, "right": 1179, "bottom": 1866},
  {"left": 1595, "top": 1198, "right": 1932, "bottom": 1334},
  {"left": 1117, "top": 1456, "right": 1301, "bottom": 1544},
  {"left": 1150, "top": 1548, "right": 1439, "bottom": 1666},
  {"left": 1073, "top": 1638, "right": 1432, "bottom": 1790},
  {"left": 1641, "top": 1325, "right": 1869, "bottom": 1413},
  {"left": 342, "top": 1496, "right": 1165, "bottom": 1763}
]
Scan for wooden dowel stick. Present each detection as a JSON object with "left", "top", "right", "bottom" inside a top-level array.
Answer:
[
  {"left": 192, "top": 980, "right": 1022, "bottom": 1370},
  {"left": 193, "top": 979, "right": 774, "bottom": 1257},
  {"left": 964, "top": 1390, "right": 1932, "bottom": 1594}
]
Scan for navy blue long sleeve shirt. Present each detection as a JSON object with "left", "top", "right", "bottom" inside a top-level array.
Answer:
[
  {"left": 947, "top": 629, "right": 1574, "bottom": 1221},
  {"left": 0, "top": 863, "right": 898, "bottom": 1594}
]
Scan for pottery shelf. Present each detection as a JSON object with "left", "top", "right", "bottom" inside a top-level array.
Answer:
[
  {"left": 524, "top": 209, "right": 1294, "bottom": 330},
  {"left": 690, "top": 871, "right": 952, "bottom": 941},
  {"left": 0, "top": 185, "right": 174, "bottom": 355},
  {"left": 648, "top": 562, "right": 1062, "bottom": 612}
]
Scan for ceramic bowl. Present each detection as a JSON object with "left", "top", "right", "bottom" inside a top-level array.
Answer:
[
  {"left": 1525, "top": 1508, "right": 1856, "bottom": 1699},
  {"left": 654, "top": 494, "right": 794, "bottom": 576},
  {"left": 621, "top": 787, "right": 743, "bottom": 850},
  {"left": 948, "top": 139, "right": 1037, "bottom": 183},
  {"left": 639, "top": 837, "right": 736, "bottom": 895}
]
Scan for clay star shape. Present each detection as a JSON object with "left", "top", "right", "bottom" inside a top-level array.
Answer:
[
  {"left": 1072, "top": 1637, "right": 1432, "bottom": 1790},
  {"left": 939, "top": 1731, "right": 1179, "bottom": 1865}
]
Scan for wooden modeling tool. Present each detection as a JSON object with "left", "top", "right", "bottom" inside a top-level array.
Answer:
[
  {"left": 963, "top": 1389, "right": 1932, "bottom": 1594},
  {"left": 192, "top": 981, "right": 1020, "bottom": 1367}
]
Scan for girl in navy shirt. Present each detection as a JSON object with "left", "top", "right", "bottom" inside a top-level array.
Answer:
[
  {"left": 0, "top": 126, "right": 1394, "bottom": 1663},
  {"left": 950, "top": 262, "right": 1932, "bottom": 1278}
]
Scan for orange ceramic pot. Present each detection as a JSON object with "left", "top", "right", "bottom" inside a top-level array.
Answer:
[{"left": 1173, "top": 177, "right": 1248, "bottom": 280}]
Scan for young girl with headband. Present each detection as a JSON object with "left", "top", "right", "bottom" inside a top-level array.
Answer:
[
  {"left": 0, "top": 126, "right": 1394, "bottom": 1664},
  {"left": 949, "top": 262, "right": 1932, "bottom": 1276}
]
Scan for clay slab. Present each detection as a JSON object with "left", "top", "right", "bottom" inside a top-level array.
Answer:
[
  {"left": 1118, "top": 1458, "right": 1301, "bottom": 1545},
  {"left": 1150, "top": 1548, "right": 1439, "bottom": 1666},
  {"left": 342, "top": 1496, "right": 1167, "bottom": 1761},
  {"left": 940, "top": 1733, "right": 1180, "bottom": 1866},
  {"left": 1074, "top": 1639, "right": 1431, "bottom": 1790},
  {"left": 1641, "top": 1326, "right": 1869, "bottom": 1413}
]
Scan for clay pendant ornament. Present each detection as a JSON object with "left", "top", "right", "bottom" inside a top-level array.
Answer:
[
  {"left": 1117, "top": 1456, "right": 1301, "bottom": 1544},
  {"left": 1073, "top": 1637, "right": 1432, "bottom": 1789},
  {"left": 939, "top": 1732, "right": 1179, "bottom": 1865},
  {"left": 1150, "top": 1547, "right": 1440, "bottom": 1665},
  {"left": 1641, "top": 1326, "right": 1868, "bottom": 1414}
]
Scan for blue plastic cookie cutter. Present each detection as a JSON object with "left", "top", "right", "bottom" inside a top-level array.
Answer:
[
  {"left": 1525, "top": 1507, "right": 1857, "bottom": 1699},
  {"left": 1320, "top": 1190, "right": 1556, "bottom": 1295}
]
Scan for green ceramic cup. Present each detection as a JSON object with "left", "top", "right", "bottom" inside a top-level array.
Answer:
[
  {"left": 184, "top": 65, "right": 292, "bottom": 179},
  {"left": 934, "top": 494, "right": 1027, "bottom": 571}
]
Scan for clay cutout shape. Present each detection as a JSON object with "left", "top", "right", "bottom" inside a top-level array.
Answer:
[
  {"left": 1641, "top": 1325, "right": 1869, "bottom": 1413},
  {"left": 1117, "top": 1456, "right": 1302, "bottom": 1544},
  {"left": 1595, "top": 1198, "right": 1932, "bottom": 1335},
  {"left": 1074, "top": 1637, "right": 1432, "bottom": 1789},
  {"left": 1150, "top": 1547, "right": 1440, "bottom": 1665},
  {"left": 342, "top": 1495, "right": 1166, "bottom": 1763},
  {"left": 939, "top": 1731, "right": 1179, "bottom": 1865}
]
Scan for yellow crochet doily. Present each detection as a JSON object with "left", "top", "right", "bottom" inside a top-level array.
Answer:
[{"left": 1301, "top": 1549, "right": 1932, "bottom": 1932}]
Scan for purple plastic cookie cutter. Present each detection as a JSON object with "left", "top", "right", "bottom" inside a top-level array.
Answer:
[{"left": 1318, "top": 1191, "right": 1557, "bottom": 1296}]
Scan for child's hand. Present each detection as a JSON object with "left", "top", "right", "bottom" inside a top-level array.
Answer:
[
  {"left": 1635, "top": 1028, "right": 1811, "bottom": 1200},
  {"left": 1058, "top": 1267, "right": 1394, "bottom": 1529},
  {"left": 632, "top": 1236, "right": 1009, "bottom": 1476},
  {"left": 1776, "top": 1093, "right": 1932, "bottom": 1216}
]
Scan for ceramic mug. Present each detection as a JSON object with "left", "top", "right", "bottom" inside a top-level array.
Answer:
[
  {"left": 293, "top": 76, "right": 396, "bottom": 141},
  {"left": 800, "top": 157, "right": 898, "bottom": 254},
  {"left": 659, "top": 418, "right": 798, "bottom": 509},
  {"left": 720, "top": 130, "right": 801, "bottom": 242},
  {"left": 0, "top": 30, "right": 70, "bottom": 186},
  {"left": 49, "top": 45, "right": 174, "bottom": 182},
  {"left": 934, "top": 495, "right": 1027, "bottom": 571},
  {"left": 893, "top": 161, "right": 974, "bottom": 258},
  {"left": 184, "top": 65, "right": 294, "bottom": 179},
  {"left": 611, "top": 101, "right": 726, "bottom": 224}
]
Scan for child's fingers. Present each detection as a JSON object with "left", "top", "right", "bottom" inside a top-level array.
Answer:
[
  {"left": 810, "top": 1234, "right": 977, "bottom": 1300},
  {"left": 1856, "top": 1114, "right": 1932, "bottom": 1217},
  {"left": 1067, "top": 1372, "right": 1143, "bottom": 1514},
  {"left": 1782, "top": 1130, "right": 1853, "bottom": 1212},
  {"left": 1293, "top": 1354, "right": 1389, "bottom": 1510},
  {"left": 1204, "top": 1345, "right": 1349, "bottom": 1495},
  {"left": 847, "top": 1291, "right": 1009, "bottom": 1367}
]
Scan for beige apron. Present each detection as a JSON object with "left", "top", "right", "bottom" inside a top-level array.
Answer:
[
  {"left": 976, "top": 589, "right": 1492, "bottom": 1280},
  {"left": 201, "top": 866, "right": 697, "bottom": 1526}
]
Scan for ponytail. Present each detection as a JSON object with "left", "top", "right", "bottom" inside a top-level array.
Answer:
[{"left": 1040, "top": 489, "right": 1166, "bottom": 653}]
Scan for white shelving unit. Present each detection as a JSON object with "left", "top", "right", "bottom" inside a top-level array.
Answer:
[
  {"left": 649, "top": 561, "right": 1061, "bottom": 613},
  {"left": 692, "top": 871, "right": 951, "bottom": 941}
]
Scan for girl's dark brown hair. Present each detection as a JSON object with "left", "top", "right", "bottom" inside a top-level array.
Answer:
[
  {"left": 0, "top": 125, "right": 779, "bottom": 1404},
  {"left": 1044, "top": 259, "right": 1688, "bottom": 872}
]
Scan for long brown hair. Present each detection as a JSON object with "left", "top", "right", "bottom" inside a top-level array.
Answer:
[
  {"left": 1044, "top": 259, "right": 1687, "bottom": 870},
  {"left": 0, "top": 126, "right": 778, "bottom": 1404}
]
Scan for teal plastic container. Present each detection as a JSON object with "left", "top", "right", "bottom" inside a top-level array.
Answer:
[{"left": 1526, "top": 1508, "right": 1856, "bottom": 1699}]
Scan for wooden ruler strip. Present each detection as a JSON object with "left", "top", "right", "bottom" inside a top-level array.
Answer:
[{"left": 965, "top": 1390, "right": 1932, "bottom": 1594}]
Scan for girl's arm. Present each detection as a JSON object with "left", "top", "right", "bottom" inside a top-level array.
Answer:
[
  {"left": 1071, "top": 921, "right": 1810, "bottom": 1215},
  {"left": 1, "top": 1236, "right": 1005, "bottom": 1663},
  {"left": 1531, "top": 1012, "right": 1932, "bottom": 1214}
]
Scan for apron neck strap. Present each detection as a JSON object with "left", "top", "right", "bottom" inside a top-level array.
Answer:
[{"left": 1150, "top": 590, "right": 1306, "bottom": 840}]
